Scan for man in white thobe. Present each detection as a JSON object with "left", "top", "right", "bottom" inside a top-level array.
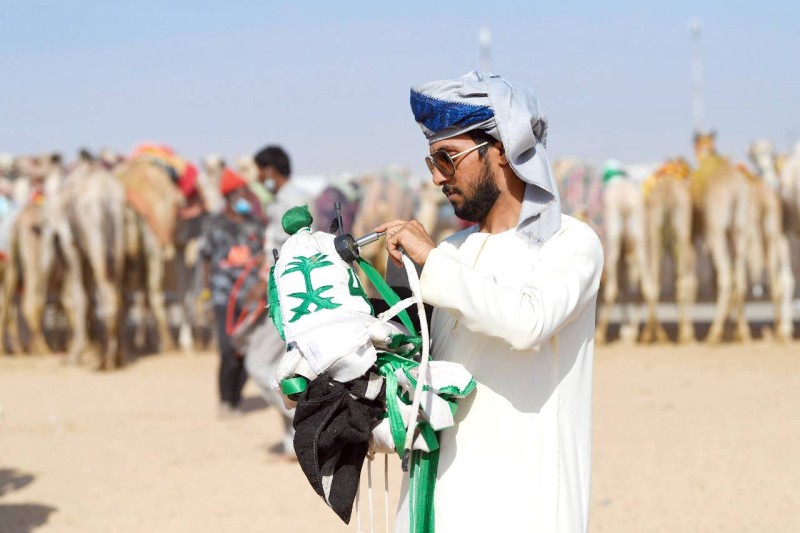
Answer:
[{"left": 378, "top": 71, "right": 603, "bottom": 532}]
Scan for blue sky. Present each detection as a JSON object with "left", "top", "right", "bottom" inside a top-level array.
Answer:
[{"left": 2, "top": 1, "right": 798, "bottom": 177}]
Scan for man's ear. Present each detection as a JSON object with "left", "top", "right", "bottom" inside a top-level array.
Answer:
[{"left": 496, "top": 142, "right": 509, "bottom": 166}]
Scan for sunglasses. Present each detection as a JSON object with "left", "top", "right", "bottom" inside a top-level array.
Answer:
[{"left": 425, "top": 142, "right": 488, "bottom": 177}]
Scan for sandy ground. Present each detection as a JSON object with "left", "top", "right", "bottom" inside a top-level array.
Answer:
[{"left": 1, "top": 341, "right": 798, "bottom": 533}]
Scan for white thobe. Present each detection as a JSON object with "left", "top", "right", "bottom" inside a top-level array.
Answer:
[
  {"left": 264, "top": 181, "right": 311, "bottom": 256},
  {"left": 396, "top": 214, "right": 603, "bottom": 532}
]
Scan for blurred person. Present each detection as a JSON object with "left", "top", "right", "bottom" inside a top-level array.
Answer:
[
  {"left": 200, "top": 168, "right": 266, "bottom": 417},
  {"left": 378, "top": 71, "right": 603, "bottom": 531},
  {"left": 314, "top": 172, "right": 362, "bottom": 234},
  {"left": 244, "top": 144, "right": 307, "bottom": 458}
]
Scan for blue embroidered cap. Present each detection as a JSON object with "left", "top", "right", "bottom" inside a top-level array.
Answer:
[{"left": 410, "top": 90, "right": 494, "bottom": 140}]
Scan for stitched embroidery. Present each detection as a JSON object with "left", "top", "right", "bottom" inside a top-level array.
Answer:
[{"left": 281, "top": 253, "right": 341, "bottom": 322}]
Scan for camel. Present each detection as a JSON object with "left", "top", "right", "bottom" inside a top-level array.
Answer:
[
  {"left": 40, "top": 154, "right": 127, "bottom": 368},
  {"left": 0, "top": 200, "right": 50, "bottom": 355},
  {"left": 350, "top": 167, "right": 415, "bottom": 296},
  {"left": 199, "top": 154, "right": 225, "bottom": 214},
  {"left": 0, "top": 154, "right": 65, "bottom": 355},
  {"left": 639, "top": 158, "right": 697, "bottom": 343},
  {"left": 115, "top": 156, "right": 185, "bottom": 353},
  {"left": 552, "top": 158, "right": 603, "bottom": 227},
  {"left": 744, "top": 140, "right": 795, "bottom": 341},
  {"left": 779, "top": 142, "right": 800, "bottom": 235},
  {"left": 594, "top": 162, "right": 655, "bottom": 344},
  {"left": 689, "top": 131, "right": 750, "bottom": 343}
]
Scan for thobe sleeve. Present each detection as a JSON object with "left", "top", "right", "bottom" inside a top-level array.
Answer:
[{"left": 419, "top": 229, "right": 603, "bottom": 350}]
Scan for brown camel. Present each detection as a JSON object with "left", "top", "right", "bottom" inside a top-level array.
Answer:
[
  {"left": 690, "top": 132, "right": 750, "bottom": 343},
  {"left": 115, "top": 157, "right": 184, "bottom": 352},
  {"left": 350, "top": 168, "right": 415, "bottom": 295},
  {"left": 0, "top": 153, "right": 64, "bottom": 355},
  {"left": 0, "top": 200, "right": 50, "bottom": 355},
  {"left": 640, "top": 158, "right": 697, "bottom": 343}
]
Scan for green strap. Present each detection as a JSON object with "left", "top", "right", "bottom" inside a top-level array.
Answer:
[
  {"left": 409, "top": 449, "right": 438, "bottom": 532},
  {"left": 280, "top": 376, "right": 307, "bottom": 396},
  {"left": 378, "top": 362, "right": 409, "bottom": 455},
  {"left": 356, "top": 257, "right": 417, "bottom": 336},
  {"left": 267, "top": 265, "right": 285, "bottom": 341}
]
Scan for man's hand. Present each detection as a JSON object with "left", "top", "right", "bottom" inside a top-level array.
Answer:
[{"left": 375, "top": 219, "right": 435, "bottom": 268}]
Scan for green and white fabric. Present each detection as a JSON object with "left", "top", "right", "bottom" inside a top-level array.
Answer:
[{"left": 269, "top": 206, "right": 478, "bottom": 532}]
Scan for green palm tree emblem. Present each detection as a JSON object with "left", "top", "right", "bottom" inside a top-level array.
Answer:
[{"left": 281, "top": 253, "right": 341, "bottom": 322}]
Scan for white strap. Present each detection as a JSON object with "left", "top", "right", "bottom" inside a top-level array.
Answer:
[
  {"left": 377, "top": 297, "right": 416, "bottom": 325},
  {"left": 400, "top": 254, "right": 431, "bottom": 458}
]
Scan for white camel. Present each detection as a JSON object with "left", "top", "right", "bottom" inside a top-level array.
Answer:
[
  {"left": 595, "top": 161, "right": 655, "bottom": 344},
  {"left": 746, "top": 140, "right": 795, "bottom": 341},
  {"left": 41, "top": 154, "right": 127, "bottom": 368}
]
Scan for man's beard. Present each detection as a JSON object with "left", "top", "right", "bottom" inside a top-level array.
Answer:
[{"left": 443, "top": 158, "right": 501, "bottom": 223}]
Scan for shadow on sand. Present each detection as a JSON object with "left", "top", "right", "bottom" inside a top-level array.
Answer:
[
  {"left": 239, "top": 395, "right": 269, "bottom": 414},
  {"left": 0, "top": 468, "right": 57, "bottom": 533}
]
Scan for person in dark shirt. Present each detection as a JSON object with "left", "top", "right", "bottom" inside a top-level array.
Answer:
[{"left": 200, "top": 168, "right": 266, "bottom": 417}]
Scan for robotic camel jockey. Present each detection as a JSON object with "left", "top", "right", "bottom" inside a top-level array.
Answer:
[{"left": 269, "top": 204, "right": 475, "bottom": 531}]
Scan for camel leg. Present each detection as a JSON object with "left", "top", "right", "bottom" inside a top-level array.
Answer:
[
  {"left": 0, "top": 260, "right": 21, "bottom": 354},
  {"left": 129, "top": 291, "right": 148, "bottom": 352},
  {"left": 144, "top": 231, "right": 175, "bottom": 352},
  {"left": 705, "top": 229, "right": 733, "bottom": 344},
  {"left": 765, "top": 219, "right": 795, "bottom": 342},
  {"left": 674, "top": 199, "right": 696, "bottom": 343},
  {"left": 639, "top": 206, "right": 660, "bottom": 344},
  {"left": 731, "top": 188, "right": 751, "bottom": 343},
  {"left": 596, "top": 214, "right": 622, "bottom": 345},
  {"left": 675, "top": 239, "right": 698, "bottom": 344},
  {"left": 54, "top": 221, "right": 90, "bottom": 365},
  {"left": 18, "top": 238, "right": 49, "bottom": 355},
  {"left": 177, "top": 239, "right": 198, "bottom": 353},
  {"left": 83, "top": 227, "right": 121, "bottom": 369}
]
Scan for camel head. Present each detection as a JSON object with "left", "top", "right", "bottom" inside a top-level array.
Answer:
[
  {"left": 98, "top": 148, "right": 124, "bottom": 170},
  {"left": 748, "top": 139, "right": 779, "bottom": 189},
  {"left": 0, "top": 153, "right": 14, "bottom": 177},
  {"left": 234, "top": 154, "right": 257, "bottom": 183},
  {"left": 693, "top": 130, "right": 717, "bottom": 160}
]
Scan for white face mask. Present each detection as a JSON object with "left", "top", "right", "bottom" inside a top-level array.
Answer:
[{"left": 264, "top": 177, "right": 277, "bottom": 193}]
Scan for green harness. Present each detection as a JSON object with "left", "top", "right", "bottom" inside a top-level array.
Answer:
[{"left": 276, "top": 256, "right": 472, "bottom": 533}]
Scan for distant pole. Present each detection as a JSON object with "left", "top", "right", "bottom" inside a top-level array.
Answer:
[
  {"left": 479, "top": 27, "right": 492, "bottom": 73},
  {"left": 688, "top": 17, "right": 704, "bottom": 132}
]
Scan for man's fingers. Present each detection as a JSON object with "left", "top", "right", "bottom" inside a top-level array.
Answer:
[{"left": 375, "top": 220, "right": 408, "bottom": 233}]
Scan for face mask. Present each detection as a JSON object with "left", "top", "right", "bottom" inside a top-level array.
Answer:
[
  {"left": 264, "top": 178, "right": 276, "bottom": 193},
  {"left": 232, "top": 197, "right": 252, "bottom": 215}
]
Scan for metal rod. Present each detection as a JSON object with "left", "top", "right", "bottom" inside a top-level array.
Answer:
[{"left": 355, "top": 231, "right": 385, "bottom": 248}]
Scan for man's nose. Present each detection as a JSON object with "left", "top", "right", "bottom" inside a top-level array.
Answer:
[{"left": 431, "top": 168, "right": 449, "bottom": 187}]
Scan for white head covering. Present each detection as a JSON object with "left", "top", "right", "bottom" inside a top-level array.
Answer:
[{"left": 410, "top": 70, "right": 561, "bottom": 243}]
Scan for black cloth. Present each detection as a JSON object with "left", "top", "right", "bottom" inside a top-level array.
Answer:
[
  {"left": 293, "top": 373, "right": 384, "bottom": 524},
  {"left": 214, "top": 304, "right": 247, "bottom": 407}
]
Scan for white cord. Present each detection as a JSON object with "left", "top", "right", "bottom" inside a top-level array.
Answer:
[
  {"left": 377, "top": 297, "right": 416, "bottom": 325},
  {"left": 367, "top": 457, "right": 375, "bottom": 533},
  {"left": 355, "top": 482, "right": 363, "bottom": 533},
  {"left": 399, "top": 254, "right": 431, "bottom": 459},
  {"left": 384, "top": 454, "right": 390, "bottom": 533}
]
